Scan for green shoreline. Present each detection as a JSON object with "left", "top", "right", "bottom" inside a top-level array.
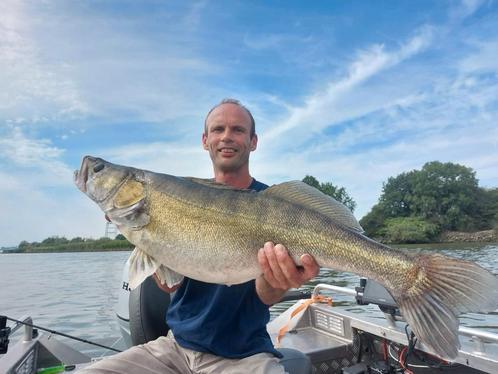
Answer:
[
  {"left": 1, "top": 238, "right": 134, "bottom": 254},
  {"left": 1, "top": 247, "right": 133, "bottom": 254}
]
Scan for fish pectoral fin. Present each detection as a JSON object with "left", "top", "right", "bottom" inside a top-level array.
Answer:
[
  {"left": 155, "top": 265, "right": 184, "bottom": 289},
  {"left": 395, "top": 254, "right": 498, "bottom": 360},
  {"left": 262, "top": 181, "right": 364, "bottom": 233},
  {"left": 106, "top": 200, "right": 150, "bottom": 230},
  {"left": 128, "top": 247, "right": 160, "bottom": 289}
]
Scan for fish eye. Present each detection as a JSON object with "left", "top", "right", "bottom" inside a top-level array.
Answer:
[{"left": 93, "top": 163, "right": 105, "bottom": 173}]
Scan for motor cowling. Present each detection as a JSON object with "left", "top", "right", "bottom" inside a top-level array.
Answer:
[{"left": 116, "top": 257, "right": 171, "bottom": 347}]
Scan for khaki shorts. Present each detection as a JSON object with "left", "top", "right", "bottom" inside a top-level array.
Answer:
[{"left": 77, "top": 332, "right": 286, "bottom": 374}]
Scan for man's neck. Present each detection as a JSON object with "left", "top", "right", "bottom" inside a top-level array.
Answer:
[{"left": 214, "top": 169, "right": 253, "bottom": 189}]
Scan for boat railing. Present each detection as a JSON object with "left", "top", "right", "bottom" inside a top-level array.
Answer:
[
  {"left": 6, "top": 315, "right": 34, "bottom": 343},
  {"left": 312, "top": 283, "right": 357, "bottom": 297},
  {"left": 312, "top": 283, "right": 498, "bottom": 348}
]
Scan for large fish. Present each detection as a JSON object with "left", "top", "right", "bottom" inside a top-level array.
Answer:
[{"left": 75, "top": 155, "right": 497, "bottom": 359}]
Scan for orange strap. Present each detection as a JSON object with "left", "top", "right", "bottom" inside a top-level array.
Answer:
[{"left": 276, "top": 295, "right": 333, "bottom": 346}]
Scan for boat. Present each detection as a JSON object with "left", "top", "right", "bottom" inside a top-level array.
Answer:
[{"left": 2, "top": 258, "right": 498, "bottom": 373}]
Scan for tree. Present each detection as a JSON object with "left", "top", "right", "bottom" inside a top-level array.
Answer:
[
  {"left": 361, "top": 161, "right": 492, "bottom": 240},
  {"left": 359, "top": 203, "right": 387, "bottom": 238},
  {"left": 18, "top": 240, "right": 30, "bottom": 250},
  {"left": 302, "top": 175, "right": 356, "bottom": 212},
  {"left": 115, "top": 234, "right": 126, "bottom": 240},
  {"left": 480, "top": 188, "right": 498, "bottom": 229},
  {"left": 379, "top": 171, "right": 416, "bottom": 218},
  {"left": 409, "top": 162, "right": 483, "bottom": 230},
  {"left": 381, "top": 217, "right": 439, "bottom": 244},
  {"left": 42, "top": 236, "right": 69, "bottom": 245}
]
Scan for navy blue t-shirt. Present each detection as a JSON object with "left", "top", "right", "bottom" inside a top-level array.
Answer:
[{"left": 166, "top": 178, "right": 282, "bottom": 359}]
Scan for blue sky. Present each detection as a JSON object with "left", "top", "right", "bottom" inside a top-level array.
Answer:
[{"left": 1, "top": 0, "right": 498, "bottom": 247}]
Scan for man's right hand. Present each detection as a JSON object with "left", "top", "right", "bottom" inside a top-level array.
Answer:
[{"left": 152, "top": 273, "right": 182, "bottom": 293}]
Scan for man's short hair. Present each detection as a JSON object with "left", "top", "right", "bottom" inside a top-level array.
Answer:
[{"left": 204, "top": 98, "right": 256, "bottom": 138}]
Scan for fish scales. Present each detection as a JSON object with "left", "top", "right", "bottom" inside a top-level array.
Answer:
[{"left": 124, "top": 171, "right": 425, "bottom": 293}]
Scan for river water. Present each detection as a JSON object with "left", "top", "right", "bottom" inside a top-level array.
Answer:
[{"left": 1, "top": 243, "right": 497, "bottom": 357}]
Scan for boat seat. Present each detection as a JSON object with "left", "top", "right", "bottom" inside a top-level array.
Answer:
[{"left": 129, "top": 276, "right": 311, "bottom": 373}]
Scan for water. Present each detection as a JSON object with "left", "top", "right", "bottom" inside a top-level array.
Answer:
[
  {"left": 0, "top": 251, "right": 130, "bottom": 357},
  {"left": 1, "top": 244, "right": 497, "bottom": 357}
]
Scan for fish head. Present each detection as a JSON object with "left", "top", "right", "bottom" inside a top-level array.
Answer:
[
  {"left": 74, "top": 156, "right": 131, "bottom": 202},
  {"left": 74, "top": 156, "right": 148, "bottom": 220}
]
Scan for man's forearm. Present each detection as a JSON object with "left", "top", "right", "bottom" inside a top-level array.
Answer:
[{"left": 255, "top": 275, "right": 288, "bottom": 305}]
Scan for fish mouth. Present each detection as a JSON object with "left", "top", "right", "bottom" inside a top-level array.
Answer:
[
  {"left": 74, "top": 155, "right": 133, "bottom": 203},
  {"left": 74, "top": 156, "right": 92, "bottom": 193},
  {"left": 74, "top": 155, "right": 101, "bottom": 193}
]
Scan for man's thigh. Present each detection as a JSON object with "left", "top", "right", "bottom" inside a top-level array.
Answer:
[
  {"left": 196, "top": 351, "right": 286, "bottom": 374},
  {"left": 77, "top": 336, "right": 191, "bottom": 374}
]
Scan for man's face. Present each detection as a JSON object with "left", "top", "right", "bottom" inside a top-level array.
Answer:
[{"left": 202, "top": 103, "right": 257, "bottom": 173}]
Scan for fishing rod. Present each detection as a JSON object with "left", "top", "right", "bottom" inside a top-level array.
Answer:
[{"left": 1, "top": 315, "right": 122, "bottom": 353}]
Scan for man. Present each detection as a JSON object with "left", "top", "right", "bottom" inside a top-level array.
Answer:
[{"left": 80, "top": 99, "right": 319, "bottom": 373}]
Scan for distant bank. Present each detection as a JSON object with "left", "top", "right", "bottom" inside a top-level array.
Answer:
[
  {"left": 1, "top": 237, "right": 133, "bottom": 254},
  {"left": 438, "top": 229, "right": 497, "bottom": 243},
  {"left": 367, "top": 229, "right": 497, "bottom": 245},
  {"left": 10, "top": 246, "right": 133, "bottom": 253}
]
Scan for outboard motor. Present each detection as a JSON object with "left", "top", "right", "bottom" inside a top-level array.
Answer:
[{"left": 116, "top": 257, "right": 171, "bottom": 348}]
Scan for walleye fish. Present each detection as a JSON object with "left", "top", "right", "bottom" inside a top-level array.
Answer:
[{"left": 75, "top": 155, "right": 498, "bottom": 359}]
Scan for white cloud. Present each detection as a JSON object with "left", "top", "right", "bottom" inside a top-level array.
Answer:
[
  {"left": 449, "top": 0, "right": 487, "bottom": 20},
  {"left": 101, "top": 141, "right": 212, "bottom": 178},
  {"left": 459, "top": 40, "right": 498, "bottom": 73},
  {"left": 0, "top": 1, "right": 89, "bottom": 122},
  {"left": 0, "top": 127, "right": 73, "bottom": 186},
  {"left": 0, "top": 0, "right": 221, "bottom": 126},
  {"left": 243, "top": 33, "right": 313, "bottom": 50},
  {"left": 183, "top": 0, "right": 209, "bottom": 29},
  {"left": 261, "top": 26, "right": 434, "bottom": 143}
]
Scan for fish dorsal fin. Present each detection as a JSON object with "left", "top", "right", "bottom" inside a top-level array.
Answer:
[
  {"left": 262, "top": 181, "right": 363, "bottom": 233},
  {"left": 183, "top": 177, "right": 253, "bottom": 192}
]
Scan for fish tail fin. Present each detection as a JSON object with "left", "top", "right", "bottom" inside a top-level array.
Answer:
[
  {"left": 128, "top": 247, "right": 159, "bottom": 289},
  {"left": 397, "top": 254, "right": 498, "bottom": 359}
]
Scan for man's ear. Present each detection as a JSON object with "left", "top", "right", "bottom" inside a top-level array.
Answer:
[
  {"left": 202, "top": 133, "right": 209, "bottom": 150},
  {"left": 250, "top": 134, "right": 258, "bottom": 151}
]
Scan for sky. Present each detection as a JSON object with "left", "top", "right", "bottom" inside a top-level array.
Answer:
[{"left": 1, "top": 0, "right": 498, "bottom": 247}]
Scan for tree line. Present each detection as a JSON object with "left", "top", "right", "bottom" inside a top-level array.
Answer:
[
  {"left": 17, "top": 235, "right": 133, "bottom": 253},
  {"left": 303, "top": 162, "right": 497, "bottom": 243}
]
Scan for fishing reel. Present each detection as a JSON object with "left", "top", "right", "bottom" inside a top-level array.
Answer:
[{"left": 0, "top": 315, "right": 11, "bottom": 354}]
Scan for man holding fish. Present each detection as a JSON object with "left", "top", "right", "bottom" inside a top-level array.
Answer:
[{"left": 79, "top": 99, "right": 319, "bottom": 373}]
